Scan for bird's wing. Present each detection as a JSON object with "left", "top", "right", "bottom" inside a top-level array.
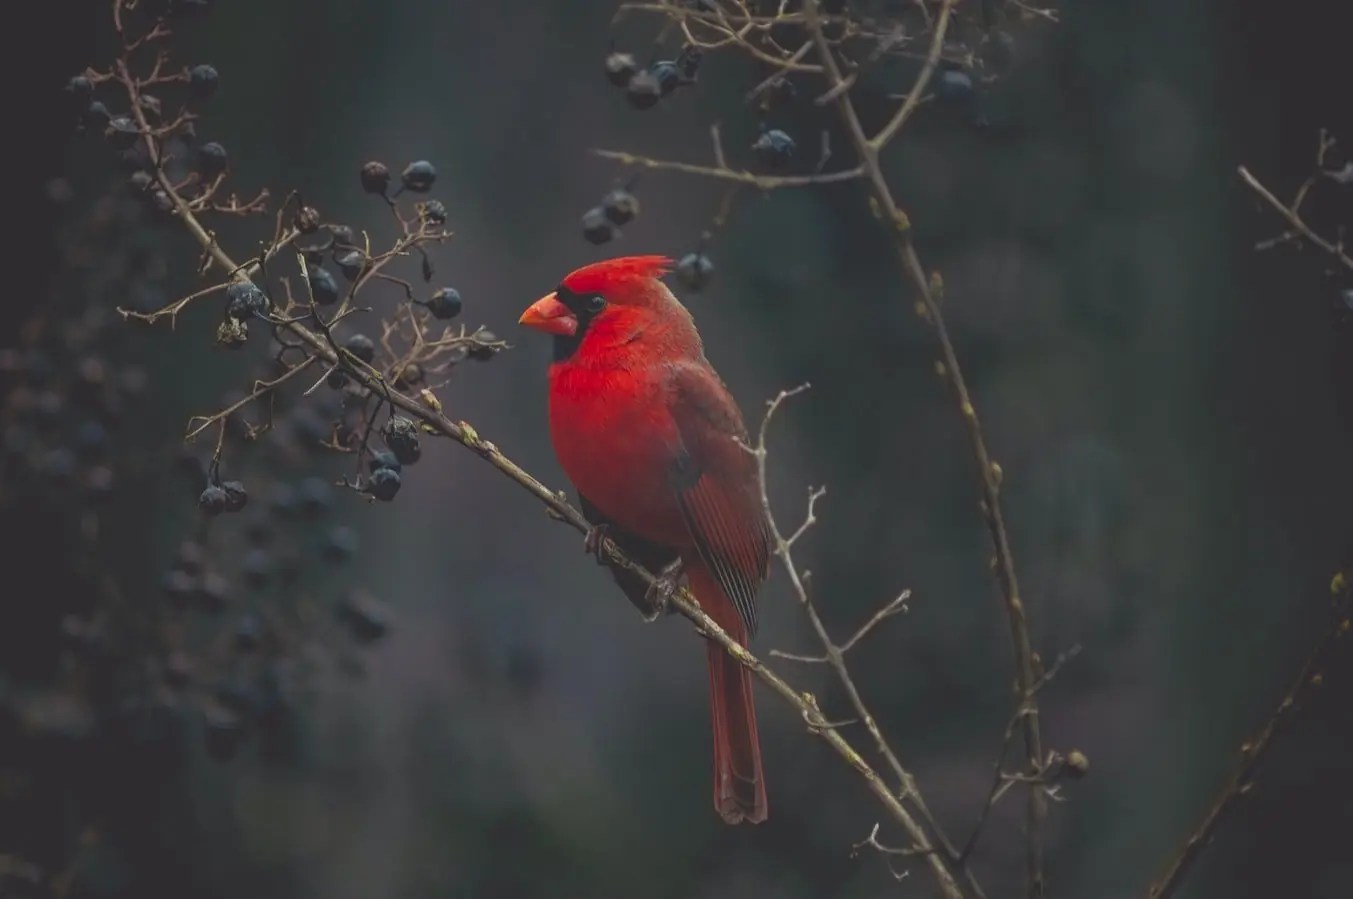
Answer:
[
  {"left": 579, "top": 492, "right": 681, "bottom": 618},
  {"left": 666, "top": 362, "right": 772, "bottom": 637}
]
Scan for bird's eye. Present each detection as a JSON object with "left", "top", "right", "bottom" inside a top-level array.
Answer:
[{"left": 586, "top": 294, "right": 606, "bottom": 313}]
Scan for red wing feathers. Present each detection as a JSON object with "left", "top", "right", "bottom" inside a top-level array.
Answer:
[{"left": 666, "top": 362, "right": 771, "bottom": 637}]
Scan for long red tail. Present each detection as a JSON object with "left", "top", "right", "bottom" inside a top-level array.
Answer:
[{"left": 692, "top": 566, "right": 767, "bottom": 824}]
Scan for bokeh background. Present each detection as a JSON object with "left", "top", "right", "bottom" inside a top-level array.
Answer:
[{"left": 5, "top": 1, "right": 1352, "bottom": 898}]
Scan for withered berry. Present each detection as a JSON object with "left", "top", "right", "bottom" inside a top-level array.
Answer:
[{"left": 361, "top": 160, "right": 391, "bottom": 194}]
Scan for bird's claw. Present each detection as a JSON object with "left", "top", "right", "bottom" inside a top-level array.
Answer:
[
  {"left": 583, "top": 523, "right": 610, "bottom": 566},
  {"left": 641, "top": 560, "right": 683, "bottom": 622}
]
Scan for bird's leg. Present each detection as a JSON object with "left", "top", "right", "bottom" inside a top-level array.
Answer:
[
  {"left": 583, "top": 523, "right": 611, "bottom": 567},
  {"left": 641, "top": 559, "right": 684, "bottom": 622}
]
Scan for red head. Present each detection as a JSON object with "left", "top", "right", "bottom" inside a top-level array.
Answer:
[{"left": 519, "top": 255, "right": 698, "bottom": 362}]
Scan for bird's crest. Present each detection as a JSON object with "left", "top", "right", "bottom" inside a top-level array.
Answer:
[{"left": 560, "top": 255, "right": 674, "bottom": 296}]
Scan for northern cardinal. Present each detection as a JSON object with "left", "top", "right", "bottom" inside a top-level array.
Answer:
[{"left": 518, "top": 254, "right": 771, "bottom": 824}]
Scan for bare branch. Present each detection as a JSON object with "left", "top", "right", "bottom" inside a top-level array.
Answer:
[
  {"left": 590, "top": 148, "right": 865, "bottom": 189},
  {"left": 1238, "top": 163, "right": 1353, "bottom": 273},
  {"left": 1147, "top": 572, "right": 1352, "bottom": 899},
  {"left": 749, "top": 382, "right": 973, "bottom": 898},
  {"left": 801, "top": 2, "right": 1049, "bottom": 893}
]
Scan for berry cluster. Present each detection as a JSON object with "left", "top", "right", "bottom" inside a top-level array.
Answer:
[
  {"left": 605, "top": 44, "right": 703, "bottom": 110},
  {"left": 11, "top": 0, "right": 518, "bottom": 803},
  {"left": 580, "top": 183, "right": 641, "bottom": 245}
]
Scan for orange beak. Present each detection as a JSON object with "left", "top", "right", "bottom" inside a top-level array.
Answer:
[{"left": 518, "top": 292, "right": 578, "bottom": 336}]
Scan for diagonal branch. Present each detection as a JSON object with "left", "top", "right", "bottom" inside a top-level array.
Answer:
[{"left": 1147, "top": 571, "right": 1352, "bottom": 899}]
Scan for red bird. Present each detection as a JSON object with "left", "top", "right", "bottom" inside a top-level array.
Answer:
[{"left": 518, "top": 255, "right": 771, "bottom": 825}]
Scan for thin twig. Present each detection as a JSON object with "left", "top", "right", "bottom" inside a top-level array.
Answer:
[
  {"left": 802, "top": 2, "right": 1048, "bottom": 894},
  {"left": 591, "top": 148, "right": 864, "bottom": 189},
  {"left": 1238, "top": 164, "right": 1353, "bottom": 273},
  {"left": 1147, "top": 572, "right": 1352, "bottom": 898},
  {"left": 750, "top": 384, "right": 972, "bottom": 898}
]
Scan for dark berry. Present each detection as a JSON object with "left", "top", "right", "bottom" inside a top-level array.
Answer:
[
  {"left": 751, "top": 129, "right": 795, "bottom": 170},
  {"left": 382, "top": 416, "right": 421, "bottom": 465},
  {"left": 269, "top": 483, "right": 299, "bottom": 517},
  {"left": 581, "top": 207, "right": 616, "bottom": 244},
  {"left": 197, "top": 141, "right": 228, "bottom": 178},
  {"left": 106, "top": 116, "right": 140, "bottom": 150},
  {"left": 651, "top": 61, "right": 682, "bottom": 96},
  {"left": 65, "top": 75, "right": 93, "bottom": 105},
  {"left": 225, "top": 281, "right": 268, "bottom": 318},
  {"left": 335, "top": 250, "right": 367, "bottom": 281},
  {"left": 469, "top": 331, "right": 497, "bottom": 361},
  {"left": 293, "top": 205, "right": 321, "bottom": 234},
  {"left": 360, "top": 160, "right": 390, "bottom": 194},
  {"left": 329, "top": 224, "right": 356, "bottom": 247},
  {"left": 74, "top": 420, "right": 108, "bottom": 458},
  {"left": 322, "top": 525, "right": 360, "bottom": 562},
  {"left": 935, "top": 68, "right": 975, "bottom": 103},
  {"left": 175, "top": 539, "right": 206, "bottom": 576},
  {"left": 307, "top": 265, "right": 339, "bottom": 306},
  {"left": 605, "top": 51, "right": 638, "bottom": 87},
  {"left": 426, "top": 287, "right": 463, "bottom": 319},
  {"left": 188, "top": 64, "right": 219, "bottom": 101},
  {"left": 344, "top": 333, "right": 376, "bottom": 364},
  {"left": 675, "top": 252, "right": 715, "bottom": 291},
  {"left": 40, "top": 448, "right": 76, "bottom": 483},
  {"left": 979, "top": 30, "right": 1016, "bottom": 76},
  {"left": 129, "top": 170, "right": 153, "bottom": 192},
  {"left": 602, "top": 189, "right": 639, "bottom": 225},
  {"left": 243, "top": 548, "right": 272, "bottom": 589},
  {"left": 421, "top": 199, "right": 447, "bottom": 225},
  {"left": 400, "top": 160, "right": 437, "bottom": 192},
  {"left": 220, "top": 480, "right": 248, "bottom": 512},
  {"left": 821, "top": 0, "right": 847, "bottom": 13},
  {"left": 198, "top": 484, "right": 230, "bottom": 515},
  {"left": 326, "top": 369, "right": 348, "bottom": 390},
  {"left": 626, "top": 70, "right": 662, "bottom": 109},
  {"left": 199, "top": 572, "right": 231, "bottom": 610},
  {"left": 367, "top": 450, "right": 402, "bottom": 474},
  {"left": 83, "top": 101, "right": 111, "bottom": 129},
  {"left": 297, "top": 476, "right": 334, "bottom": 516},
  {"left": 150, "top": 189, "right": 174, "bottom": 214},
  {"left": 162, "top": 569, "right": 197, "bottom": 606},
  {"left": 367, "top": 467, "right": 401, "bottom": 501},
  {"left": 394, "top": 362, "right": 424, "bottom": 386},
  {"left": 339, "top": 590, "right": 391, "bottom": 642}
]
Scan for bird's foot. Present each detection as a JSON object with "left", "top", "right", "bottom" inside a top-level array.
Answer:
[
  {"left": 641, "top": 560, "right": 684, "bottom": 622},
  {"left": 583, "top": 523, "right": 610, "bottom": 566}
]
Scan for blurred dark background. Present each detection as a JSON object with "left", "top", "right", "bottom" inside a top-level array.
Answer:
[{"left": 4, "top": 1, "right": 1351, "bottom": 898}]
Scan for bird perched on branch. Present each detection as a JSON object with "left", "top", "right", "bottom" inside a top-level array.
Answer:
[{"left": 518, "top": 255, "right": 771, "bottom": 824}]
